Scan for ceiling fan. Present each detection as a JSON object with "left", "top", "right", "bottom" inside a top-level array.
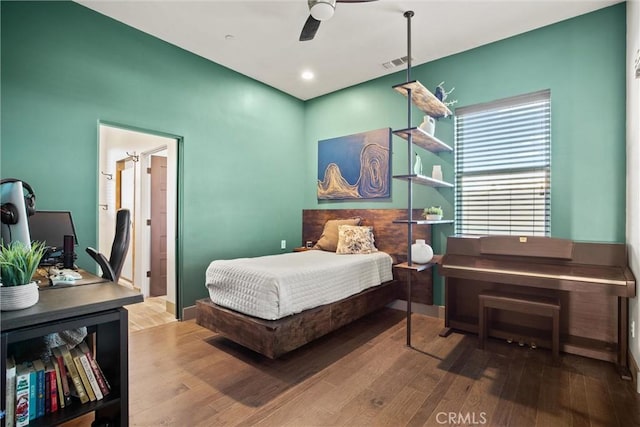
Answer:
[{"left": 300, "top": 0, "right": 378, "bottom": 41}]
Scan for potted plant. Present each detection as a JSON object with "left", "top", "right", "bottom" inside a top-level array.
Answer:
[
  {"left": 423, "top": 206, "right": 443, "bottom": 221},
  {"left": 0, "top": 241, "right": 46, "bottom": 311}
]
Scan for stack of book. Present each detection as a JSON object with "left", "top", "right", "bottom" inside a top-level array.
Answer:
[{"left": 4, "top": 340, "right": 111, "bottom": 426}]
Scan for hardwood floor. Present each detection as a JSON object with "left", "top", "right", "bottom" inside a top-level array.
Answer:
[
  {"left": 64, "top": 308, "right": 640, "bottom": 426},
  {"left": 126, "top": 296, "right": 177, "bottom": 332}
]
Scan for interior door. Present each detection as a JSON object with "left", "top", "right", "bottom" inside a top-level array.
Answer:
[{"left": 149, "top": 155, "right": 167, "bottom": 297}]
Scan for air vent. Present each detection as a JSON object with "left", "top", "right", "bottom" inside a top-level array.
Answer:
[{"left": 382, "top": 56, "right": 411, "bottom": 69}]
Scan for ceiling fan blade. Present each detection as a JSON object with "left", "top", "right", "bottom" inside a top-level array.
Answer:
[
  {"left": 300, "top": 15, "right": 321, "bottom": 41},
  {"left": 336, "top": 0, "right": 378, "bottom": 3}
]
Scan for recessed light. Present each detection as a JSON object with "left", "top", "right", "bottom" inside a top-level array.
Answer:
[
  {"left": 224, "top": 34, "right": 234, "bottom": 40},
  {"left": 301, "top": 71, "right": 314, "bottom": 81}
]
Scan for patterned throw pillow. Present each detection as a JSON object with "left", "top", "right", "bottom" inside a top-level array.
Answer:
[
  {"left": 313, "top": 218, "right": 361, "bottom": 252},
  {"left": 336, "top": 225, "right": 378, "bottom": 254}
]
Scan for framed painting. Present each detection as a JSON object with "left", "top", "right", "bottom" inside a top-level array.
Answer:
[{"left": 317, "top": 127, "right": 391, "bottom": 200}]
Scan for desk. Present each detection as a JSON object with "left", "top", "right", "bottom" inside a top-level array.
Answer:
[{"left": 1, "top": 278, "right": 143, "bottom": 426}]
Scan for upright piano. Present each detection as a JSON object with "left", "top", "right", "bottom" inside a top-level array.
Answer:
[{"left": 440, "top": 235, "right": 636, "bottom": 378}]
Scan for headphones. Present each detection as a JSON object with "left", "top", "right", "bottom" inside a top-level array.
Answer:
[{"left": 0, "top": 178, "right": 36, "bottom": 225}]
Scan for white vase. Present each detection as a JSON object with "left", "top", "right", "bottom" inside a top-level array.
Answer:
[
  {"left": 411, "top": 239, "right": 434, "bottom": 264},
  {"left": 432, "top": 165, "right": 443, "bottom": 181},
  {"left": 413, "top": 153, "right": 423, "bottom": 175},
  {"left": 0, "top": 282, "right": 39, "bottom": 311}
]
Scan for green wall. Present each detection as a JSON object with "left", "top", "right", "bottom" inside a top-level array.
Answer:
[
  {"left": 304, "top": 4, "right": 627, "bottom": 305},
  {"left": 0, "top": 1, "right": 305, "bottom": 312},
  {"left": 1, "top": 2, "right": 627, "bottom": 310}
]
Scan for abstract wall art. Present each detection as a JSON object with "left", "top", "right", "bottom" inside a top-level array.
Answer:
[{"left": 317, "top": 128, "right": 391, "bottom": 200}]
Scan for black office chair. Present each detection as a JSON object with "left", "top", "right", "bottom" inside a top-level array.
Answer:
[{"left": 86, "top": 208, "right": 131, "bottom": 282}]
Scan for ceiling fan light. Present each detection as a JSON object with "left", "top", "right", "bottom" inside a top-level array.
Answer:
[{"left": 310, "top": 1, "right": 335, "bottom": 21}]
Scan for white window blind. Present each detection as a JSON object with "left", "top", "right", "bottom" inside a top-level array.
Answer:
[{"left": 454, "top": 90, "right": 551, "bottom": 236}]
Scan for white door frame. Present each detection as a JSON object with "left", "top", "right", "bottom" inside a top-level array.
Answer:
[
  {"left": 98, "top": 123, "right": 179, "bottom": 315},
  {"left": 118, "top": 157, "right": 136, "bottom": 283}
]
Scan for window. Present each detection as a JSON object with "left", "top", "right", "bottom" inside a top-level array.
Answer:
[{"left": 454, "top": 90, "right": 550, "bottom": 236}]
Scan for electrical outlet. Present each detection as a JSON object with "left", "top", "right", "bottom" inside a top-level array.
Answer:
[{"left": 281, "top": 240, "right": 286, "bottom": 250}]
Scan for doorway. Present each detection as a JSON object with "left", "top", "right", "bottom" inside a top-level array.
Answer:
[{"left": 98, "top": 123, "right": 179, "bottom": 318}]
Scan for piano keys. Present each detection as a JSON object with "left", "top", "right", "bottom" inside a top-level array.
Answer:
[{"left": 439, "top": 235, "right": 636, "bottom": 379}]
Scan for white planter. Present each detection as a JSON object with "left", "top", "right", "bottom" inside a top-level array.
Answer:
[
  {"left": 425, "top": 214, "right": 443, "bottom": 221},
  {"left": 0, "top": 282, "right": 39, "bottom": 311},
  {"left": 411, "top": 239, "right": 434, "bottom": 264}
]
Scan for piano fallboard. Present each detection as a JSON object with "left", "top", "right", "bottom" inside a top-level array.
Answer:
[{"left": 441, "top": 255, "right": 635, "bottom": 297}]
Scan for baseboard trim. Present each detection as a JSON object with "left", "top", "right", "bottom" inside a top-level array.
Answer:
[
  {"left": 387, "top": 300, "right": 444, "bottom": 319},
  {"left": 182, "top": 304, "right": 196, "bottom": 321},
  {"left": 629, "top": 349, "right": 639, "bottom": 393}
]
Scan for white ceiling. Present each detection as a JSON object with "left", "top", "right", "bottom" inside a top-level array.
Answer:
[{"left": 77, "top": 0, "right": 620, "bottom": 100}]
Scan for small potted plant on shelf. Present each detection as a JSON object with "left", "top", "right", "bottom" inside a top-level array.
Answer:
[
  {"left": 0, "top": 241, "right": 46, "bottom": 311},
  {"left": 423, "top": 206, "right": 443, "bottom": 221}
]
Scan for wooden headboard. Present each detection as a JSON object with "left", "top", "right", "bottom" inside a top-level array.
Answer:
[{"left": 302, "top": 209, "right": 430, "bottom": 263}]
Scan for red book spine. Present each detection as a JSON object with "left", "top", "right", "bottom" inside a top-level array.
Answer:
[
  {"left": 54, "top": 354, "right": 71, "bottom": 401},
  {"left": 87, "top": 356, "right": 110, "bottom": 396},
  {"left": 49, "top": 369, "right": 58, "bottom": 413}
]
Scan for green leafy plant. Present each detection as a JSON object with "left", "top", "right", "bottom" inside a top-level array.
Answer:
[
  {"left": 423, "top": 206, "right": 443, "bottom": 217},
  {"left": 0, "top": 241, "right": 46, "bottom": 287}
]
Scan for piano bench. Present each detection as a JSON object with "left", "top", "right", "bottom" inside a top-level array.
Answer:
[{"left": 478, "top": 290, "right": 560, "bottom": 362}]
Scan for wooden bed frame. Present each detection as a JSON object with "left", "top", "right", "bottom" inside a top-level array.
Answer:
[{"left": 195, "top": 209, "right": 430, "bottom": 358}]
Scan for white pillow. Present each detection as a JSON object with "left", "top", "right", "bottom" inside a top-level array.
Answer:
[{"left": 336, "top": 225, "right": 377, "bottom": 254}]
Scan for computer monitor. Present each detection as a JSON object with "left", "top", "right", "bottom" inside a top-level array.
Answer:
[{"left": 28, "top": 210, "right": 78, "bottom": 251}]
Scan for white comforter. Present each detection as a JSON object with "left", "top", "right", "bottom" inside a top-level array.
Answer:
[{"left": 205, "top": 250, "right": 393, "bottom": 320}]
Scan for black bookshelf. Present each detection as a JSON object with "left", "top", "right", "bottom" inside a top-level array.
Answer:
[{"left": 1, "top": 281, "right": 142, "bottom": 426}]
